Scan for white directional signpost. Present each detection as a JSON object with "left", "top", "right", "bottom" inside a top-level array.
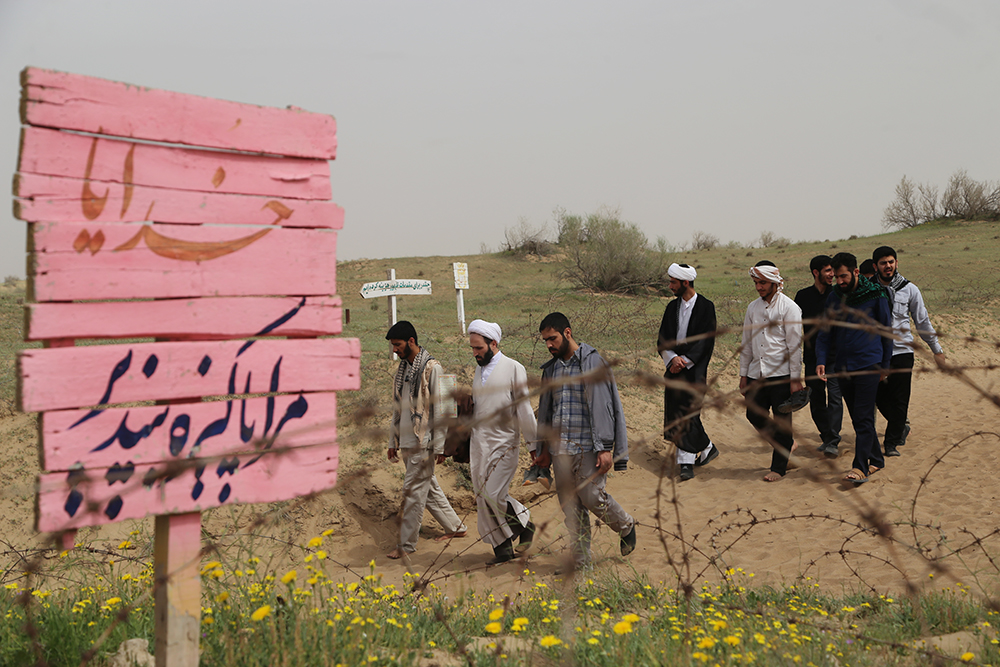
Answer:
[
  {"left": 453, "top": 262, "right": 469, "bottom": 334},
  {"left": 360, "top": 270, "right": 432, "bottom": 358}
]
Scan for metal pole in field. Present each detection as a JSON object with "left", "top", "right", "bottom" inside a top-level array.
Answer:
[{"left": 453, "top": 262, "right": 469, "bottom": 334}]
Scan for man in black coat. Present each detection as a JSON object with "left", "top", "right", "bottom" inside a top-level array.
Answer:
[{"left": 657, "top": 263, "right": 720, "bottom": 481}]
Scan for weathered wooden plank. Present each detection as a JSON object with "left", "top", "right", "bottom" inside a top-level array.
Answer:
[
  {"left": 19, "top": 337, "right": 361, "bottom": 413},
  {"left": 19, "top": 127, "right": 332, "bottom": 200},
  {"left": 21, "top": 67, "right": 337, "bottom": 160},
  {"left": 14, "top": 173, "right": 344, "bottom": 229},
  {"left": 154, "top": 513, "right": 201, "bottom": 667},
  {"left": 37, "top": 442, "right": 338, "bottom": 531},
  {"left": 26, "top": 296, "right": 342, "bottom": 341},
  {"left": 29, "top": 221, "right": 337, "bottom": 301},
  {"left": 41, "top": 392, "right": 338, "bottom": 470}
]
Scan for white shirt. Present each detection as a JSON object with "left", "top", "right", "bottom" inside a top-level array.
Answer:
[
  {"left": 661, "top": 293, "right": 698, "bottom": 370},
  {"left": 739, "top": 291, "right": 803, "bottom": 380},
  {"left": 480, "top": 350, "right": 503, "bottom": 384}
]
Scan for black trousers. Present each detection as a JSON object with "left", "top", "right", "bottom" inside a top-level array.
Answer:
[
  {"left": 745, "top": 376, "right": 793, "bottom": 476},
  {"left": 875, "top": 353, "right": 913, "bottom": 447},
  {"left": 664, "top": 371, "right": 711, "bottom": 454},
  {"left": 840, "top": 365, "right": 885, "bottom": 473}
]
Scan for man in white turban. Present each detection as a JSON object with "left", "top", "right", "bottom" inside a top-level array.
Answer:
[
  {"left": 739, "top": 261, "right": 804, "bottom": 481},
  {"left": 658, "top": 263, "right": 720, "bottom": 481},
  {"left": 467, "top": 319, "right": 538, "bottom": 564}
]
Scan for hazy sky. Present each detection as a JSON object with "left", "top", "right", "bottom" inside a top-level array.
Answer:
[{"left": 2, "top": 0, "right": 998, "bottom": 279}]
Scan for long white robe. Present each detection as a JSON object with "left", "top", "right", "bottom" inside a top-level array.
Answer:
[{"left": 471, "top": 352, "right": 537, "bottom": 547}]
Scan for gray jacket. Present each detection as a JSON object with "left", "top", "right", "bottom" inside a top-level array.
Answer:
[
  {"left": 538, "top": 343, "right": 629, "bottom": 471},
  {"left": 885, "top": 280, "right": 943, "bottom": 356}
]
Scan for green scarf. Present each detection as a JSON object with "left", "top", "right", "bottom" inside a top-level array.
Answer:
[{"left": 834, "top": 275, "right": 889, "bottom": 308}]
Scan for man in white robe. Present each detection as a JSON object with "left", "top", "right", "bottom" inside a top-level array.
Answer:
[{"left": 467, "top": 319, "right": 537, "bottom": 564}]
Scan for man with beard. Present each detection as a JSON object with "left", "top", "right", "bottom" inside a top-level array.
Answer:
[
  {"left": 536, "top": 312, "right": 635, "bottom": 568},
  {"left": 739, "top": 261, "right": 804, "bottom": 481},
  {"left": 794, "top": 255, "right": 843, "bottom": 458},
  {"left": 816, "top": 253, "right": 893, "bottom": 484},
  {"left": 467, "top": 319, "right": 537, "bottom": 564},
  {"left": 657, "top": 263, "right": 720, "bottom": 481},
  {"left": 385, "top": 321, "right": 468, "bottom": 560},
  {"left": 872, "top": 246, "right": 946, "bottom": 457}
]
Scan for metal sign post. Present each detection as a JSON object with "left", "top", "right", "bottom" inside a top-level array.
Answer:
[{"left": 453, "top": 262, "right": 469, "bottom": 334}]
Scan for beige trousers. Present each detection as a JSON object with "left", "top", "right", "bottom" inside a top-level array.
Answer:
[{"left": 398, "top": 447, "right": 467, "bottom": 553}]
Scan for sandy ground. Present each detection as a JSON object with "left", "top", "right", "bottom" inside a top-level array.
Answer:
[{"left": 2, "top": 318, "right": 999, "bottom": 604}]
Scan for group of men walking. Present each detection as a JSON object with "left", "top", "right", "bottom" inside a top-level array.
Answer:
[
  {"left": 385, "top": 315, "right": 635, "bottom": 569},
  {"left": 382, "top": 244, "right": 943, "bottom": 567},
  {"left": 660, "top": 246, "right": 944, "bottom": 486}
]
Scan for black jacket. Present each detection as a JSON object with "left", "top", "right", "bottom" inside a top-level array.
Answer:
[{"left": 657, "top": 294, "right": 717, "bottom": 384}]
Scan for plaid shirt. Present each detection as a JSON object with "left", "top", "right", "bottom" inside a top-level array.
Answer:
[{"left": 549, "top": 350, "right": 593, "bottom": 455}]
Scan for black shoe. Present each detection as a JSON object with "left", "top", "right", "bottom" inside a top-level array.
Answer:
[
  {"left": 516, "top": 522, "right": 535, "bottom": 553},
  {"left": 679, "top": 464, "right": 694, "bottom": 481},
  {"left": 620, "top": 524, "right": 636, "bottom": 557},
  {"left": 486, "top": 539, "right": 515, "bottom": 565},
  {"left": 884, "top": 445, "right": 900, "bottom": 457},
  {"left": 695, "top": 444, "right": 720, "bottom": 467},
  {"left": 900, "top": 423, "right": 911, "bottom": 446},
  {"left": 818, "top": 442, "right": 839, "bottom": 459}
]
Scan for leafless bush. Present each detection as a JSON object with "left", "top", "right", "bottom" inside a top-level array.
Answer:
[
  {"left": 888, "top": 170, "right": 998, "bottom": 229},
  {"left": 690, "top": 231, "right": 719, "bottom": 251},
  {"left": 883, "top": 175, "right": 943, "bottom": 229},
  {"left": 500, "top": 217, "right": 554, "bottom": 256},
  {"left": 756, "top": 230, "right": 790, "bottom": 248},
  {"left": 941, "top": 169, "right": 999, "bottom": 220}
]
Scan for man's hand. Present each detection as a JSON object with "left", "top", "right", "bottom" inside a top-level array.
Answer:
[
  {"left": 435, "top": 454, "right": 446, "bottom": 465},
  {"left": 790, "top": 379, "right": 804, "bottom": 394},
  {"left": 387, "top": 448, "right": 398, "bottom": 462},
  {"left": 934, "top": 352, "right": 947, "bottom": 369},
  {"left": 668, "top": 356, "right": 686, "bottom": 374},
  {"left": 739, "top": 376, "right": 749, "bottom": 395},
  {"left": 596, "top": 450, "right": 613, "bottom": 475},
  {"left": 816, "top": 365, "right": 826, "bottom": 382}
]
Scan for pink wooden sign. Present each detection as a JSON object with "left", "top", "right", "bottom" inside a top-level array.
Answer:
[
  {"left": 15, "top": 173, "right": 344, "bottom": 229},
  {"left": 30, "top": 221, "right": 338, "bottom": 301},
  {"left": 26, "top": 296, "right": 343, "bottom": 341},
  {"left": 41, "top": 392, "right": 338, "bottom": 470},
  {"left": 20, "top": 127, "right": 332, "bottom": 200},
  {"left": 14, "top": 67, "right": 357, "bottom": 535},
  {"left": 37, "top": 442, "right": 340, "bottom": 532},
  {"left": 21, "top": 67, "right": 337, "bottom": 159}
]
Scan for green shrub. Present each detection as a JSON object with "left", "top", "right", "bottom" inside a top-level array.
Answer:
[{"left": 557, "top": 208, "right": 669, "bottom": 294}]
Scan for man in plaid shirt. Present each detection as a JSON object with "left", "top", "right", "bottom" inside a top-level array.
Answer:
[{"left": 536, "top": 312, "right": 636, "bottom": 568}]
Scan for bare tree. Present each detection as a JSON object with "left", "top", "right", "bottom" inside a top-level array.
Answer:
[
  {"left": 882, "top": 176, "right": 922, "bottom": 229},
  {"left": 690, "top": 231, "right": 719, "bottom": 251}
]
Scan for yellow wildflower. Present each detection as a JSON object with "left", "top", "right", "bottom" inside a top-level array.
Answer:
[
  {"left": 307, "top": 536, "right": 323, "bottom": 548},
  {"left": 489, "top": 608, "right": 504, "bottom": 621},
  {"left": 613, "top": 621, "right": 633, "bottom": 635},
  {"left": 485, "top": 621, "right": 502, "bottom": 634},
  {"left": 281, "top": 570, "right": 297, "bottom": 585},
  {"left": 539, "top": 635, "right": 562, "bottom": 648},
  {"left": 250, "top": 605, "right": 271, "bottom": 621},
  {"left": 724, "top": 635, "right": 741, "bottom": 646},
  {"left": 960, "top": 654, "right": 974, "bottom": 663},
  {"left": 697, "top": 636, "right": 718, "bottom": 649},
  {"left": 215, "top": 592, "right": 230, "bottom": 604},
  {"left": 622, "top": 613, "right": 640, "bottom": 623}
]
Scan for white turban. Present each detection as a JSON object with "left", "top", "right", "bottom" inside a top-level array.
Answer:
[
  {"left": 667, "top": 263, "right": 697, "bottom": 282},
  {"left": 468, "top": 319, "right": 502, "bottom": 343},
  {"left": 749, "top": 265, "right": 784, "bottom": 289}
]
